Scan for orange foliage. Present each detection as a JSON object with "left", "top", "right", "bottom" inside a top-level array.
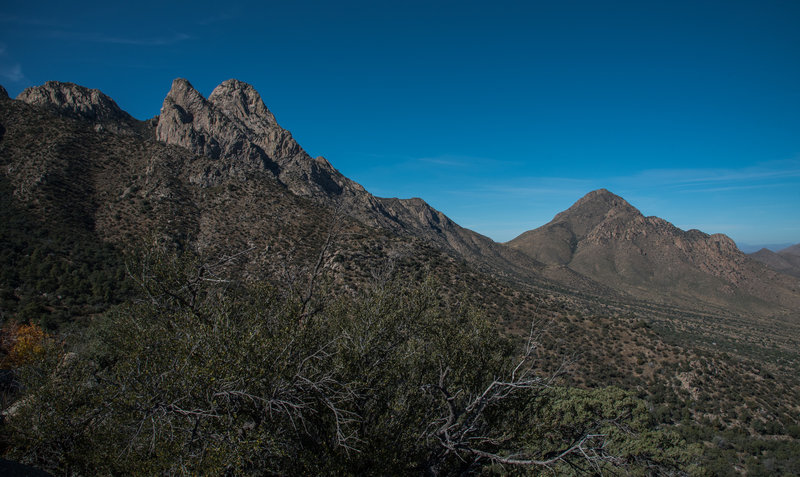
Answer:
[{"left": 0, "top": 321, "right": 47, "bottom": 367}]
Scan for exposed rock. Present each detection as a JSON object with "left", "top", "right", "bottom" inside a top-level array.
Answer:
[
  {"left": 16, "top": 81, "right": 136, "bottom": 132},
  {"left": 208, "top": 79, "right": 277, "bottom": 130},
  {"left": 157, "top": 78, "right": 313, "bottom": 188},
  {"left": 0, "top": 84, "right": 8, "bottom": 100}
]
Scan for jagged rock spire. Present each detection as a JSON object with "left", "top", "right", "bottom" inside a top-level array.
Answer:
[{"left": 209, "top": 79, "right": 277, "bottom": 130}]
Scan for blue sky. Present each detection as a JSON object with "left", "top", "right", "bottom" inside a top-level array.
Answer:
[{"left": 2, "top": 0, "right": 799, "bottom": 247}]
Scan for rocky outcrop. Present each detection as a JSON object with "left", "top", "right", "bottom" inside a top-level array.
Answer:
[
  {"left": 16, "top": 81, "right": 136, "bottom": 133},
  {"left": 156, "top": 78, "right": 277, "bottom": 181},
  {"left": 156, "top": 78, "right": 352, "bottom": 197},
  {"left": 0, "top": 84, "right": 8, "bottom": 100}
]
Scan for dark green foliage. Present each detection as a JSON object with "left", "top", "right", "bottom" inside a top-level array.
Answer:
[
  {"left": 676, "top": 424, "right": 800, "bottom": 476},
  {"left": 0, "top": 178, "right": 133, "bottom": 330},
  {"left": 1, "top": 251, "right": 697, "bottom": 475}
]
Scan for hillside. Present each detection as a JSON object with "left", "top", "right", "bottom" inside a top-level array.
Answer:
[
  {"left": 508, "top": 189, "right": 800, "bottom": 316},
  {"left": 2, "top": 80, "right": 800, "bottom": 474},
  {"left": 750, "top": 243, "right": 800, "bottom": 278},
  {"left": 2, "top": 82, "right": 532, "bottom": 326}
]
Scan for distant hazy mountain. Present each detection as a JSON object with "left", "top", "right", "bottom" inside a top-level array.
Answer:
[
  {"left": 750, "top": 243, "right": 800, "bottom": 278},
  {"left": 737, "top": 242, "right": 794, "bottom": 254},
  {"left": 507, "top": 189, "right": 800, "bottom": 315}
]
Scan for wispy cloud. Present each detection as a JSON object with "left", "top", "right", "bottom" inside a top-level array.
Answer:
[
  {"left": 46, "top": 30, "right": 192, "bottom": 46},
  {"left": 103, "top": 33, "right": 192, "bottom": 46},
  {"left": 419, "top": 156, "right": 470, "bottom": 167},
  {"left": 0, "top": 63, "right": 25, "bottom": 82},
  {"left": 195, "top": 10, "right": 240, "bottom": 26},
  {"left": 609, "top": 160, "right": 800, "bottom": 194},
  {"left": 678, "top": 182, "right": 799, "bottom": 194},
  {"left": 0, "top": 13, "right": 64, "bottom": 27},
  {"left": 0, "top": 43, "right": 26, "bottom": 83},
  {"left": 448, "top": 176, "right": 594, "bottom": 200},
  {"left": 416, "top": 154, "right": 521, "bottom": 169}
]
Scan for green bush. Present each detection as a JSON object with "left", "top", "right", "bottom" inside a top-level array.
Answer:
[{"left": 3, "top": 251, "right": 699, "bottom": 475}]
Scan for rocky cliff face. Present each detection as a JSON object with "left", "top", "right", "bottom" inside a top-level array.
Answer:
[
  {"left": 156, "top": 78, "right": 374, "bottom": 200},
  {"left": 508, "top": 189, "right": 800, "bottom": 314},
  {"left": 16, "top": 81, "right": 137, "bottom": 133}
]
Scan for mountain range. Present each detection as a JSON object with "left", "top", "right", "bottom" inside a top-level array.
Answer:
[
  {"left": 3, "top": 78, "right": 800, "bottom": 473},
  {"left": 3, "top": 79, "right": 799, "bottom": 320}
]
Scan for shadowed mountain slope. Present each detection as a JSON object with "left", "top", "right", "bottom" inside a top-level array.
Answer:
[{"left": 508, "top": 189, "right": 800, "bottom": 315}]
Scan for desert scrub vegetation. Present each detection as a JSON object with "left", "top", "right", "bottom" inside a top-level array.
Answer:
[
  {"left": 0, "top": 178, "right": 133, "bottom": 330},
  {"left": 0, "top": 249, "right": 699, "bottom": 475}
]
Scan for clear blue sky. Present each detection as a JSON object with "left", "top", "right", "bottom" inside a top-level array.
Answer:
[{"left": 2, "top": 0, "right": 799, "bottom": 247}]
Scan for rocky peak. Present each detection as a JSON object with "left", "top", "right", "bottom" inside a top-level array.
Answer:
[
  {"left": 152, "top": 78, "right": 512, "bottom": 271},
  {"left": 568, "top": 189, "right": 639, "bottom": 216},
  {"left": 157, "top": 78, "right": 229, "bottom": 161},
  {"left": 161, "top": 78, "right": 208, "bottom": 116},
  {"left": 156, "top": 78, "right": 305, "bottom": 186},
  {"left": 0, "top": 84, "right": 8, "bottom": 100},
  {"left": 16, "top": 81, "right": 133, "bottom": 124},
  {"left": 709, "top": 233, "right": 739, "bottom": 254},
  {"left": 208, "top": 79, "right": 277, "bottom": 130},
  {"left": 552, "top": 189, "right": 641, "bottom": 239}
]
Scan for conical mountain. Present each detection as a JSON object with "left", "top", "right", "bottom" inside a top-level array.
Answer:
[
  {"left": 508, "top": 190, "right": 800, "bottom": 315},
  {"left": 508, "top": 189, "right": 640, "bottom": 265}
]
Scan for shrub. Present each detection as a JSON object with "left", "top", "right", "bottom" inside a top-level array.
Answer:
[{"left": 2, "top": 251, "right": 699, "bottom": 475}]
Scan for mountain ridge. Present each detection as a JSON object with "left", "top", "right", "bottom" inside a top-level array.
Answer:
[
  {"left": 750, "top": 243, "right": 800, "bottom": 278},
  {"left": 152, "top": 78, "right": 545, "bottom": 278},
  {"left": 509, "top": 189, "right": 800, "bottom": 315},
  {"left": 7, "top": 79, "right": 799, "bottom": 318},
  {"left": 16, "top": 81, "right": 140, "bottom": 135},
  {"left": 4, "top": 79, "right": 800, "bottom": 474}
]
